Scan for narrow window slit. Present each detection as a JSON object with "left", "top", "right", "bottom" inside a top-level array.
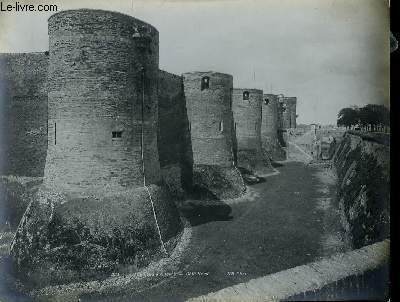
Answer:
[
  {"left": 112, "top": 131, "right": 123, "bottom": 138},
  {"left": 201, "top": 76, "right": 210, "bottom": 90}
]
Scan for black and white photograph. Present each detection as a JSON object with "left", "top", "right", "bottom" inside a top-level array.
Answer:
[{"left": 0, "top": 0, "right": 390, "bottom": 301}]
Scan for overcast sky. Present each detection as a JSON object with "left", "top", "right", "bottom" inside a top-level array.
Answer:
[{"left": 0, "top": 0, "right": 389, "bottom": 124}]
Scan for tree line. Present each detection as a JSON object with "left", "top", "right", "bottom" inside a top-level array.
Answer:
[{"left": 337, "top": 104, "right": 390, "bottom": 132}]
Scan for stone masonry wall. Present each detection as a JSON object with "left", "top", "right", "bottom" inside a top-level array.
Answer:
[
  {"left": 45, "top": 10, "right": 161, "bottom": 195},
  {"left": 333, "top": 132, "right": 390, "bottom": 248},
  {"left": 276, "top": 97, "right": 287, "bottom": 148},
  {"left": 232, "top": 88, "right": 271, "bottom": 173},
  {"left": 183, "top": 71, "right": 235, "bottom": 168},
  {"left": 282, "top": 97, "right": 297, "bottom": 129},
  {"left": 262, "top": 94, "right": 286, "bottom": 160},
  {"left": 158, "top": 70, "right": 193, "bottom": 195},
  {"left": 0, "top": 53, "right": 48, "bottom": 177}
]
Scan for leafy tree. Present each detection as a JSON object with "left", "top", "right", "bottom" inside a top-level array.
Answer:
[
  {"left": 337, "top": 104, "right": 390, "bottom": 132},
  {"left": 337, "top": 107, "right": 359, "bottom": 129}
]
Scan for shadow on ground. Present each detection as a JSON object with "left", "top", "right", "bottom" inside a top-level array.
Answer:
[
  {"left": 180, "top": 185, "right": 233, "bottom": 227},
  {"left": 237, "top": 167, "right": 266, "bottom": 185},
  {"left": 271, "top": 161, "right": 284, "bottom": 168}
]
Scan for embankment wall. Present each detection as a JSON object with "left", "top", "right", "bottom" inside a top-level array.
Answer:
[{"left": 333, "top": 131, "right": 390, "bottom": 248}]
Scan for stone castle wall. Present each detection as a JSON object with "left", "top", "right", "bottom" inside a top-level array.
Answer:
[
  {"left": 262, "top": 94, "right": 286, "bottom": 160},
  {"left": 45, "top": 10, "right": 161, "bottom": 195},
  {"left": 0, "top": 53, "right": 48, "bottom": 177},
  {"left": 182, "top": 72, "right": 245, "bottom": 199},
  {"left": 183, "top": 71, "right": 235, "bottom": 167},
  {"left": 232, "top": 89, "right": 263, "bottom": 152},
  {"left": 232, "top": 88, "right": 272, "bottom": 173},
  {"left": 158, "top": 70, "right": 193, "bottom": 195},
  {"left": 282, "top": 97, "right": 297, "bottom": 129},
  {"left": 10, "top": 10, "right": 184, "bottom": 286}
]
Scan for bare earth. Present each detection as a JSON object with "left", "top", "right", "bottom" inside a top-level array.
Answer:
[{"left": 79, "top": 161, "right": 350, "bottom": 302}]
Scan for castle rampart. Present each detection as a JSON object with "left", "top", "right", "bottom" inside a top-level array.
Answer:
[
  {"left": 183, "top": 72, "right": 234, "bottom": 167},
  {"left": 44, "top": 9, "right": 160, "bottom": 194},
  {"left": 182, "top": 71, "right": 244, "bottom": 198},
  {"left": 281, "top": 97, "right": 297, "bottom": 129},
  {"left": 262, "top": 94, "right": 286, "bottom": 160},
  {"left": 10, "top": 10, "right": 182, "bottom": 287},
  {"left": 0, "top": 53, "right": 48, "bottom": 177},
  {"left": 158, "top": 70, "right": 193, "bottom": 196},
  {"left": 232, "top": 88, "right": 272, "bottom": 174}
]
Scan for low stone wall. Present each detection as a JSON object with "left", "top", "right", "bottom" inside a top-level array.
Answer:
[
  {"left": 333, "top": 132, "right": 390, "bottom": 248},
  {"left": 189, "top": 240, "right": 389, "bottom": 302}
]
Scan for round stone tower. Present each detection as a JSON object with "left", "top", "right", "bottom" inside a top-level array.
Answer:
[
  {"left": 261, "top": 94, "right": 286, "bottom": 161},
  {"left": 11, "top": 10, "right": 182, "bottom": 287},
  {"left": 276, "top": 95, "right": 287, "bottom": 148},
  {"left": 281, "top": 97, "right": 297, "bottom": 129},
  {"left": 232, "top": 88, "right": 272, "bottom": 175},
  {"left": 288, "top": 97, "right": 298, "bottom": 129},
  {"left": 45, "top": 9, "right": 160, "bottom": 194},
  {"left": 182, "top": 71, "right": 245, "bottom": 199}
]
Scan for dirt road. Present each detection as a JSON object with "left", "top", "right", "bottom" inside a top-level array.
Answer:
[{"left": 87, "top": 161, "right": 349, "bottom": 302}]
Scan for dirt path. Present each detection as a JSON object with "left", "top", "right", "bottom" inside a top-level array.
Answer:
[{"left": 85, "top": 161, "right": 349, "bottom": 302}]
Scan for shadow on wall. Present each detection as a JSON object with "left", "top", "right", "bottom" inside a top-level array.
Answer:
[
  {"left": 157, "top": 71, "right": 194, "bottom": 198},
  {"left": 278, "top": 130, "right": 287, "bottom": 148},
  {"left": 179, "top": 81, "right": 194, "bottom": 193}
]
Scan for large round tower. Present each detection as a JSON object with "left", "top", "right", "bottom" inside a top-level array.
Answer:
[
  {"left": 44, "top": 9, "right": 160, "bottom": 194},
  {"left": 281, "top": 97, "right": 297, "bottom": 129},
  {"left": 11, "top": 10, "right": 182, "bottom": 287},
  {"left": 276, "top": 94, "right": 287, "bottom": 148},
  {"left": 261, "top": 94, "right": 286, "bottom": 161},
  {"left": 232, "top": 88, "right": 272, "bottom": 174},
  {"left": 182, "top": 71, "right": 245, "bottom": 199},
  {"left": 289, "top": 97, "right": 298, "bottom": 129}
]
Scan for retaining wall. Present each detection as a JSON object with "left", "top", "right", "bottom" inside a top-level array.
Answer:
[{"left": 333, "top": 131, "right": 390, "bottom": 248}]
